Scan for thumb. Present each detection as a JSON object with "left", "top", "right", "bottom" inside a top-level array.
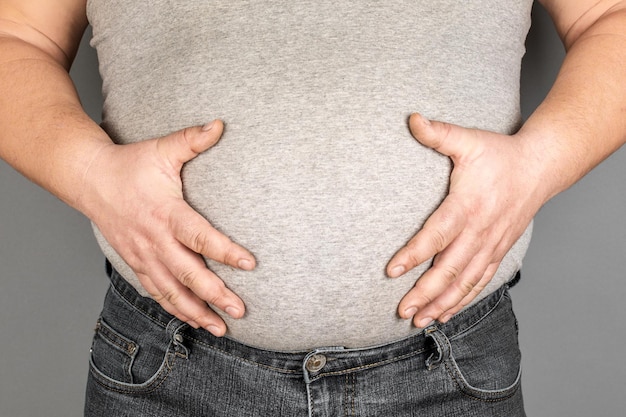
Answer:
[
  {"left": 157, "top": 119, "right": 225, "bottom": 166},
  {"left": 409, "top": 113, "right": 476, "bottom": 160}
]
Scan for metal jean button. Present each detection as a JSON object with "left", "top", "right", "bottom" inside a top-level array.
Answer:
[{"left": 305, "top": 354, "right": 327, "bottom": 373}]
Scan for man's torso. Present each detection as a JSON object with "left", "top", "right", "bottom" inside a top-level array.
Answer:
[{"left": 87, "top": 0, "right": 533, "bottom": 350}]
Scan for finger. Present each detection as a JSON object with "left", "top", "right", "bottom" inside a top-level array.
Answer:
[
  {"left": 409, "top": 113, "right": 478, "bottom": 161},
  {"left": 437, "top": 262, "right": 500, "bottom": 323},
  {"left": 171, "top": 203, "right": 256, "bottom": 270},
  {"left": 387, "top": 197, "right": 466, "bottom": 278},
  {"left": 136, "top": 264, "right": 229, "bottom": 336},
  {"left": 396, "top": 231, "right": 484, "bottom": 320},
  {"left": 432, "top": 237, "right": 516, "bottom": 323},
  {"left": 156, "top": 119, "right": 225, "bottom": 167},
  {"left": 409, "top": 251, "right": 494, "bottom": 327},
  {"left": 138, "top": 276, "right": 198, "bottom": 326},
  {"left": 159, "top": 240, "right": 246, "bottom": 319}
]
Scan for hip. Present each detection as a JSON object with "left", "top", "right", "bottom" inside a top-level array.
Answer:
[{"left": 86, "top": 266, "right": 525, "bottom": 416}]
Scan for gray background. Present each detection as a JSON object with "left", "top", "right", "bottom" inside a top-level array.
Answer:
[{"left": 1, "top": 4, "right": 624, "bottom": 416}]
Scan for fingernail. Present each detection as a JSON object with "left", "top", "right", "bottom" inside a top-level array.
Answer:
[
  {"left": 202, "top": 121, "right": 215, "bottom": 131},
  {"left": 404, "top": 307, "right": 418, "bottom": 318},
  {"left": 418, "top": 114, "right": 431, "bottom": 125},
  {"left": 390, "top": 265, "right": 406, "bottom": 277},
  {"left": 206, "top": 325, "right": 222, "bottom": 336},
  {"left": 417, "top": 317, "right": 434, "bottom": 328},
  {"left": 238, "top": 259, "right": 254, "bottom": 270},
  {"left": 441, "top": 314, "right": 453, "bottom": 323},
  {"left": 225, "top": 306, "right": 240, "bottom": 318},
  {"left": 188, "top": 320, "right": 200, "bottom": 329}
]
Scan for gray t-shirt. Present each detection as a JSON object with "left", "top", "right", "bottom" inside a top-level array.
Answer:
[{"left": 87, "top": 0, "right": 534, "bottom": 351}]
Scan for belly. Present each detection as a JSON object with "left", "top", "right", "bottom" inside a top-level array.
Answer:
[
  {"left": 89, "top": 0, "right": 532, "bottom": 350},
  {"left": 181, "top": 107, "right": 452, "bottom": 350}
]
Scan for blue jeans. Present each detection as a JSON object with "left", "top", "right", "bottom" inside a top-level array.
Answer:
[{"left": 85, "top": 265, "right": 525, "bottom": 416}]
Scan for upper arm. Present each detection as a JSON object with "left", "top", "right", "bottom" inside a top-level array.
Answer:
[
  {"left": 0, "top": 0, "right": 88, "bottom": 68},
  {"left": 539, "top": 0, "right": 626, "bottom": 49}
]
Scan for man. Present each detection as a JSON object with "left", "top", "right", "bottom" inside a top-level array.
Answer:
[{"left": 0, "top": 0, "right": 624, "bottom": 416}]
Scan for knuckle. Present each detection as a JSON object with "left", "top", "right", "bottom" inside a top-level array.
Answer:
[
  {"left": 439, "top": 122, "right": 454, "bottom": 141},
  {"left": 432, "top": 292, "right": 463, "bottom": 317},
  {"left": 180, "top": 127, "right": 194, "bottom": 148},
  {"left": 438, "top": 264, "right": 461, "bottom": 284},
  {"left": 151, "top": 204, "right": 175, "bottom": 227},
  {"left": 406, "top": 249, "right": 422, "bottom": 267},
  {"left": 456, "top": 279, "right": 476, "bottom": 295},
  {"left": 190, "top": 230, "right": 211, "bottom": 254},
  {"left": 160, "top": 287, "right": 182, "bottom": 307},
  {"left": 220, "top": 243, "right": 238, "bottom": 265},
  {"left": 189, "top": 228, "right": 233, "bottom": 260},
  {"left": 428, "top": 229, "right": 448, "bottom": 252},
  {"left": 415, "top": 292, "right": 434, "bottom": 307},
  {"left": 177, "top": 269, "right": 198, "bottom": 288},
  {"left": 152, "top": 292, "right": 165, "bottom": 303},
  {"left": 188, "top": 311, "right": 212, "bottom": 326},
  {"left": 431, "top": 300, "right": 448, "bottom": 316},
  {"left": 429, "top": 122, "right": 452, "bottom": 150},
  {"left": 205, "top": 281, "right": 228, "bottom": 306}
]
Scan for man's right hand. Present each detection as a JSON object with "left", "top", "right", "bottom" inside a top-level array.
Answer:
[{"left": 78, "top": 120, "right": 256, "bottom": 336}]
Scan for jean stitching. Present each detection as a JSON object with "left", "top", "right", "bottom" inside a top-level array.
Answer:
[
  {"left": 345, "top": 372, "right": 356, "bottom": 417},
  {"left": 351, "top": 373, "right": 356, "bottom": 417},
  {"left": 186, "top": 335, "right": 302, "bottom": 374},
  {"left": 443, "top": 361, "right": 521, "bottom": 403},
  {"left": 109, "top": 283, "right": 170, "bottom": 328},
  {"left": 187, "top": 334, "right": 429, "bottom": 378},
  {"left": 107, "top": 272, "right": 507, "bottom": 383},
  {"left": 308, "top": 383, "right": 314, "bottom": 417},
  {"left": 446, "top": 288, "right": 506, "bottom": 342},
  {"left": 96, "top": 318, "right": 137, "bottom": 355},
  {"left": 438, "top": 289, "right": 522, "bottom": 403},
  {"left": 344, "top": 374, "right": 349, "bottom": 417},
  {"left": 311, "top": 348, "right": 428, "bottom": 380},
  {"left": 89, "top": 350, "right": 178, "bottom": 395}
]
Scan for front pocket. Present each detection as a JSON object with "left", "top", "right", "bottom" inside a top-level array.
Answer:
[
  {"left": 88, "top": 315, "right": 182, "bottom": 395},
  {"left": 427, "top": 290, "right": 522, "bottom": 402},
  {"left": 91, "top": 317, "right": 138, "bottom": 384},
  {"left": 444, "top": 349, "right": 521, "bottom": 402},
  {"left": 449, "top": 291, "right": 522, "bottom": 401}
]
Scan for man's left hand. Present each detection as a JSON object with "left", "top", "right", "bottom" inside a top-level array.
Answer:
[{"left": 387, "top": 113, "right": 546, "bottom": 328}]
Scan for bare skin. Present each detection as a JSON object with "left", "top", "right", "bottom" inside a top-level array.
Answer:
[{"left": 0, "top": 0, "right": 625, "bottom": 334}]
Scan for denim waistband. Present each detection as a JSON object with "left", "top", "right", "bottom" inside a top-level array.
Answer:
[{"left": 105, "top": 261, "right": 516, "bottom": 380}]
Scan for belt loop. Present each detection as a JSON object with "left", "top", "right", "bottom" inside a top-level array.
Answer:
[
  {"left": 105, "top": 258, "right": 113, "bottom": 277},
  {"left": 506, "top": 270, "right": 521, "bottom": 289},
  {"left": 424, "top": 325, "right": 452, "bottom": 371},
  {"left": 166, "top": 317, "right": 190, "bottom": 359}
]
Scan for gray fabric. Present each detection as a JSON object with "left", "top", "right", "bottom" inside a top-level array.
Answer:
[{"left": 87, "top": 0, "right": 534, "bottom": 351}]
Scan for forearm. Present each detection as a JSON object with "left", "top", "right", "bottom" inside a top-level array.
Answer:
[
  {"left": 517, "top": 7, "right": 626, "bottom": 204},
  {"left": 0, "top": 35, "right": 112, "bottom": 211}
]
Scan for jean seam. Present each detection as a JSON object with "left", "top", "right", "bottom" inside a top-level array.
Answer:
[
  {"left": 310, "top": 348, "right": 429, "bottom": 381},
  {"left": 185, "top": 335, "right": 302, "bottom": 375},
  {"left": 446, "top": 288, "right": 507, "bottom": 342},
  {"left": 443, "top": 361, "right": 521, "bottom": 403},
  {"left": 187, "top": 334, "right": 429, "bottom": 378},
  {"left": 438, "top": 288, "right": 522, "bottom": 403},
  {"left": 89, "top": 349, "right": 179, "bottom": 395},
  {"left": 307, "top": 383, "right": 314, "bottom": 417},
  {"left": 92, "top": 317, "right": 138, "bottom": 383},
  {"left": 344, "top": 373, "right": 356, "bottom": 417},
  {"left": 95, "top": 318, "right": 138, "bottom": 356},
  {"left": 109, "top": 282, "right": 170, "bottom": 329}
]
